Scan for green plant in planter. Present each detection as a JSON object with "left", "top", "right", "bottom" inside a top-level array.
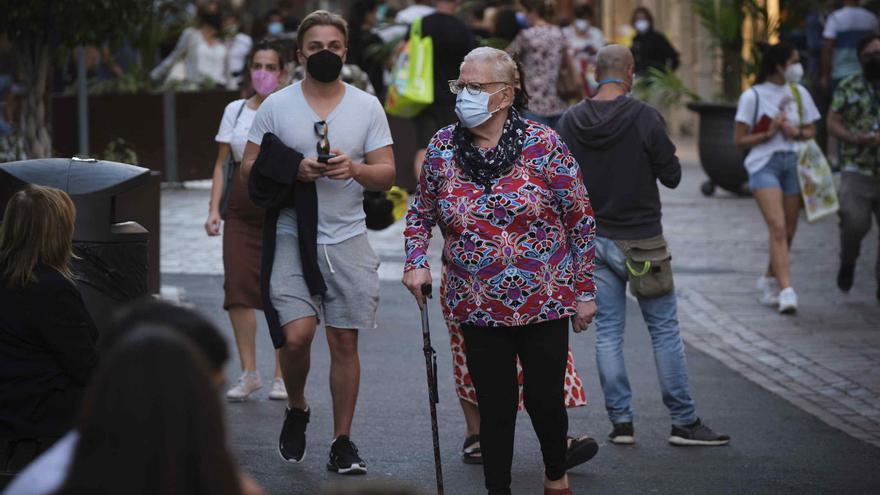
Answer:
[
  {"left": 100, "top": 138, "right": 139, "bottom": 165},
  {"left": 634, "top": 67, "right": 702, "bottom": 108}
]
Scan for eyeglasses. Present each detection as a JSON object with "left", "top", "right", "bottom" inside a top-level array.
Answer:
[
  {"left": 314, "top": 120, "right": 330, "bottom": 156},
  {"left": 448, "top": 80, "right": 511, "bottom": 95}
]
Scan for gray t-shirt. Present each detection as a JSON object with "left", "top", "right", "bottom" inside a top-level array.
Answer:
[{"left": 248, "top": 82, "right": 394, "bottom": 244}]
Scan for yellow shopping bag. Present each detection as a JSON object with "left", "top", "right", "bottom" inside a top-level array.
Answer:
[{"left": 385, "top": 17, "right": 433, "bottom": 117}]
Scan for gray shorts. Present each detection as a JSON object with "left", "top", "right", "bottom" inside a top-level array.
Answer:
[{"left": 270, "top": 233, "right": 380, "bottom": 330}]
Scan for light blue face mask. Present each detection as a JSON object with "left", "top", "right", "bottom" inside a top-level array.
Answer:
[
  {"left": 455, "top": 87, "right": 505, "bottom": 129},
  {"left": 267, "top": 22, "right": 284, "bottom": 35}
]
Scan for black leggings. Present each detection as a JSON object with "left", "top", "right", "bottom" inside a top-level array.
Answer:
[{"left": 461, "top": 318, "right": 570, "bottom": 495}]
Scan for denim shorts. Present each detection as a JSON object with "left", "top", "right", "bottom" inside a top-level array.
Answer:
[{"left": 748, "top": 151, "right": 800, "bottom": 195}]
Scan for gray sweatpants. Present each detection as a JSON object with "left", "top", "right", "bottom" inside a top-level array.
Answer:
[{"left": 839, "top": 172, "right": 880, "bottom": 283}]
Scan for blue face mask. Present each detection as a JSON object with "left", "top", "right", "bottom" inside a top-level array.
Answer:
[
  {"left": 267, "top": 22, "right": 284, "bottom": 35},
  {"left": 455, "top": 87, "right": 505, "bottom": 129},
  {"left": 516, "top": 12, "right": 529, "bottom": 28}
]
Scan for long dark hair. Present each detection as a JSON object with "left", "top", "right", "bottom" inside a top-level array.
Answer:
[
  {"left": 55, "top": 327, "right": 243, "bottom": 495},
  {"left": 242, "top": 40, "right": 286, "bottom": 93},
  {"left": 104, "top": 298, "right": 229, "bottom": 372},
  {"left": 756, "top": 42, "right": 795, "bottom": 83}
]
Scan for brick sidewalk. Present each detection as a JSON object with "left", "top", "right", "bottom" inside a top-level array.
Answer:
[
  {"left": 662, "top": 140, "right": 880, "bottom": 447},
  {"left": 160, "top": 138, "right": 880, "bottom": 447}
]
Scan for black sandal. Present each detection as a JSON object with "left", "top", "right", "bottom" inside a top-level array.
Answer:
[{"left": 461, "top": 434, "right": 482, "bottom": 465}]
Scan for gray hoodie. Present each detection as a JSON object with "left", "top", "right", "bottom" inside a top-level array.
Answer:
[{"left": 558, "top": 96, "right": 681, "bottom": 240}]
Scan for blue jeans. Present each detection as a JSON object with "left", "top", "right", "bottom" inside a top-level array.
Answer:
[{"left": 593, "top": 236, "right": 697, "bottom": 426}]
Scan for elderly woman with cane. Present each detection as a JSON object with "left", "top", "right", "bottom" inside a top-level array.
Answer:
[{"left": 403, "top": 47, "right": 597, "bottom": 495}]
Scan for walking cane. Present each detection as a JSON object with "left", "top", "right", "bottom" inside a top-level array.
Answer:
[{"left": 419, "top": 283, "right": 444, "bottom": 495}]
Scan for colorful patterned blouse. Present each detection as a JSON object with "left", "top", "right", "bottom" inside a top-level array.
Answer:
[{"left": 404, "top": 120, "right": 596, "bottom": 327}]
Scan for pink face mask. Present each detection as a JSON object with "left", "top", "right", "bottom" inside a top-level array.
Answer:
[{"left": 251, "top": 69, "right": 279, "bottom": 96}]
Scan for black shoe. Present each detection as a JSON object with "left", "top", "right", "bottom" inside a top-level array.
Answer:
[
  {"left": 279, "top": 407, "right": 309, "bottom": 463},
  {"left": 669, "top": 418, "right": 730, "bottom": 446},
  {"left": 564, "top": 435, "right": 598, "bottom": 470},
  {"left": 837, "top": 263, "right": 855, "bottom": 292},
  {"left": 608, "top": 422, "right": 634, "bottom": 445},
  {"left": 327, "top": 436, "right": 366, "bottom": 475},
  {"left": 461, "top": 434, "right": 482, "bottom": 465}
]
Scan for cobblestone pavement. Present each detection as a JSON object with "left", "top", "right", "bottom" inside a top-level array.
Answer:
[{"left": 161, "top": 139, "right": 880, "bottom": 448}]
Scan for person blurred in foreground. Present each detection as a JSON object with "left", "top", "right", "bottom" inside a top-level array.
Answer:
[
  {"left": 0, "top": 186, "right": 97, "bottom": 474},
  {"left": 4, "top": 300, "right": 264, "bottom": 495},
  {"left": 53, "top": 328, "right": 255, "bottom": 495}
]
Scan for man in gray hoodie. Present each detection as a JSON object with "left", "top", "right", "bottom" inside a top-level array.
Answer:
[{"left": 558, "top": 45, "right": 729, "bottom": 447}]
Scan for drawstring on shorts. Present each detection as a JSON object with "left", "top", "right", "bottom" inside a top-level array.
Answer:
[{"left": 322, "top": 244, "right": 336, "bottom": 274}]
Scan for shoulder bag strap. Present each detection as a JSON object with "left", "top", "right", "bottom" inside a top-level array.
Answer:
[
  {"left": 752, "top": 87, "right": 760, "bottom": 129},
  {"left": 789, "top": 83, "right": 804, "bottom": 125}
]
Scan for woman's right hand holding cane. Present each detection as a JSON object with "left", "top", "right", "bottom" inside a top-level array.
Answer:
[{"left": 403, "top": 268, "right": 432, "bottom": 308}]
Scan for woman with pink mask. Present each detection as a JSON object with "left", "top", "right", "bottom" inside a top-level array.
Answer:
[{"left": 205, "top": 41, "right": 288, "bottom": 402}]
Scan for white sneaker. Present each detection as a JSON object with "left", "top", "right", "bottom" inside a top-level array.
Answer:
[
  {"left": 757, "top": 275, "right": 780, "bottom": 306},
  {"left": 269, "top": 377, "right": 288, "bottom": 401},
  {"left": 778, "top": 287, "right": 798, "bottom": 314},
  {"left": 226, "top": 371, "right": 262, "bottom": 402}
]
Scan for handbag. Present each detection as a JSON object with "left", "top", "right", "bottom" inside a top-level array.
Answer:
[
  {"left": 219, "top": 101, "right": 247, "bottom": 220},
  {"left": 557, "top": 42, "right": 585, "bottom": 102},
  {"left": 789, "top": 84, "right": 839, "bottom": 223},
  {"left": 614, "top": 235, "right": 674, "bottom": 299},
  {"left": 385, "top": 16, "right": 434, "bottom": 117}
]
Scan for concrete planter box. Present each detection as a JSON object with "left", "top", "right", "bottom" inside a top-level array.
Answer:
[{"left": 52, "top": 90, "right": 238, "bottom": 182}]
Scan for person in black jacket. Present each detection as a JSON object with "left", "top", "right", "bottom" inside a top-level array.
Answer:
[
  {"left": 630, "top": 7, "right": 679, "bottom": 76},
  {"left": 0, "top": 185, "right": 98, "bottom": 470},
  {"left": 558, "top": 45, "right": 729, "bottom": 449}
]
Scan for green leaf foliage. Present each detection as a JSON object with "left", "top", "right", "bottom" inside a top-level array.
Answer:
[{"left": 0, "top": 0, "right": 153, "bottom": 48}]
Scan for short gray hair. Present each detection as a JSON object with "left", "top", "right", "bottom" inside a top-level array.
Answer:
[
  {"left": 595, "top": 44, "right": 634, "bottom": 77},
  {"left": 460, "top": 47, "right": 517, "bottom": 86}
]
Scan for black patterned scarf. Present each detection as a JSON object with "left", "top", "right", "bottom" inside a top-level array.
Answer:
[{"left": 453, "top": 108, "right": 527, "bottom": 194}]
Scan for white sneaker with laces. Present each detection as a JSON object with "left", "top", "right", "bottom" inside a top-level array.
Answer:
[
  {"left": 226, "top": 371, "right": 262, "bottom": 402},
  {"left": 778, "top": 287, "right": 798, "bottom": 314},
  {"left": 269, "top": 377, "right": 288, "bottom": 401},
  {"left": 757, "top": 275, "right": 780, "bottom": 306}
]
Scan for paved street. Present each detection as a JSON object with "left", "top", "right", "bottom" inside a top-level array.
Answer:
[{"left": 161, "top": 141, "right": 880, "bottom": 494}]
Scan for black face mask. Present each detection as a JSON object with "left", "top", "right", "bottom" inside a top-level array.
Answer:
[
  {"left": 306, "top": 50, "right": 343, "bottom": 83},
  {"left": 863, "top": 55, "right": 880, "bottom": 82}
]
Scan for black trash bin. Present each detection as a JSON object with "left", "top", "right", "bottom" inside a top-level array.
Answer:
[{"left": 0, "top": 157, "right": 153, "bottom": 332}]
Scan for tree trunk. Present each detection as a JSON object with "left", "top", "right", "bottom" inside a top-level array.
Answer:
[
  {"left": 722, "top": 47, "right": 743, "bottom": 103},
  {"left": 18, "top": 40, "right": 52, "bottom": 158}
]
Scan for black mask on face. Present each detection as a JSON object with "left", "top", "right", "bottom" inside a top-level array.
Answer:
[
  {"left": 863, "top": 54, "right": 880, "bottom": 81},
  {"left": 306, "top": 50, "right": 343, "bottom": 83}
]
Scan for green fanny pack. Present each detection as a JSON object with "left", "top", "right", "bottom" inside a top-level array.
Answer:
[{"left": 614, "top": 235, "right": 674, "bottom": 299}]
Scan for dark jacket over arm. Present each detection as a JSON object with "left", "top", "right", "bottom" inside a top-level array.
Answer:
[
  {"left": 249, "top": 132, "right": 325, "bottom": 348},
  {"left": 0, "top": 266, "right": 98, "bottom": 438}
]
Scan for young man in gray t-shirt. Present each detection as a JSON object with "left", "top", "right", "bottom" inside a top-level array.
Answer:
[{"left": 241, "top": 10, "right": 395, "bottom": 475}]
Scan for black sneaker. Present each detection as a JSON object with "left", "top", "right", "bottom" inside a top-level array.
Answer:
[
  {"left": 279, "top": 407, "right": 309, "bottom": 463},
  {"left": 608, "top": 422, "right": 635, "bottom": 445},
  {"left": 327, "top": 435, "right": 367, "bottom": 475},
  {"left": 564, "top": 435, "right": 598, "bottom": 470},
  {"left": 669, "top": 418, "right": 730, "bottom": 446},
  {"left": 837, "top": 263, "right": 855, "bottom": 292}
]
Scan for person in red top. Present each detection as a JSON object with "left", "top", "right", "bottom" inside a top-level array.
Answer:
[{"left": 403, "top": 46, "right": 596, "bottom": 495}]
